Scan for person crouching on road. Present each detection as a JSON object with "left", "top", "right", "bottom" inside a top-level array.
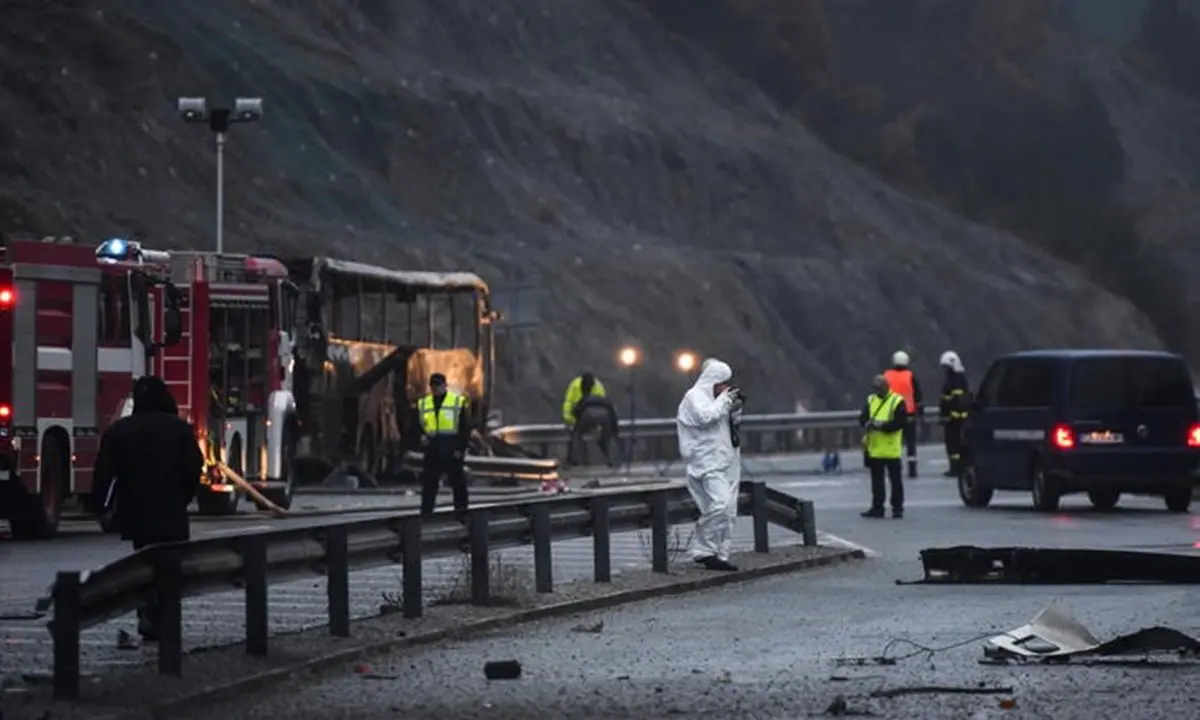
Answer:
[
  {"left": 417, "top": 373, "right": 472, "bottom": 522},
  {"left": 860, "top": 374, "right": 908, "bottom": 519},
  {"left": 90, "top": 376, "right": 203, "bottom": 641},
  {"left": 563, "top": 372, "right": 619, "bottom": 467},
  {"left": 938, "top": 351, "right": 970, "bottom": 478},
  {"left": 676, "top": 359, "right": 743, "bottom": 571}
]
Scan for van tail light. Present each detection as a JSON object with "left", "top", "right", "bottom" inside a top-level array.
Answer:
[
  {"left": 0, "top": 287, "right": 13, "bottom": 308},
  {"left": 1051, "top": 424, "right": 1075, "bottom": 450},
  {"left": 0, "top": 404, "right": 10, "bottom": 421},
  {"left": 1187, "top": 423, "right": 1200, "bottom": 448}
]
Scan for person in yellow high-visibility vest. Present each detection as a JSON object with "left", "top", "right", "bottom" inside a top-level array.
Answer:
[
  {"left": 562, "top": 372, "right": 618, "bottom": 466},
  {"left": 416, "top": 373, "right": 472, "bottom": 521},
  {"left": 859, "top": 374, "right": 909, "bottom": 519}
]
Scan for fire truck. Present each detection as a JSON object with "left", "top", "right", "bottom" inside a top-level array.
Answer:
[{"left": 0, "top": 237, "right": 300, "bottom": 538}]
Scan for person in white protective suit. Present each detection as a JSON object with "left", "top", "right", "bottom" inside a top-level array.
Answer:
[{"left": 676, "top": 358, "right": 744, "bottom": 571}]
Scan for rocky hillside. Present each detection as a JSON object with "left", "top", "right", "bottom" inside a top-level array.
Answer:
[{"left": 1, "top": 0, "right": 1185, "bottom": 421}]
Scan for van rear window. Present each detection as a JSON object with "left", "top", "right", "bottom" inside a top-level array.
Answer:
[{"left": 1069, "top": 357, "right": 1194, "bottom": 410}]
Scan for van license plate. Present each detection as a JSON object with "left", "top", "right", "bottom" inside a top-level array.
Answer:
[{"left": 1081, "top": 431, "right": 1123, "bottom": 445}]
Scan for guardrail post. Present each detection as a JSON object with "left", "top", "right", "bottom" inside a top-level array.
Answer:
[
  {"left": 401, "top": 517, "right": 423, "bottom": 618},
  {"left": 800, "top": 500, "right": 818, "bottom": 546},
  {"left": 751, "top": 482, "right": 769, "bottom": 553},
  {"left": 243, "top": 535, "right": 269, "bottom": 656},
  {"left": 155, "top": 547, "right": 184, "bottom": 676},
  {"left": 51, "top": 571, "right": 81, "bottom": 700},
  {"left": 590, "top": 496, "right": 611, "bottom": 582},
  {"left": 531, "top": 504, "right": 553, "bottom": 593},
  {"left": 650, "top": 490, "right": 669, "bottom": 573},
  {"left": 326, "top": 526, "right": 351, "bottom": 637},
  {"left": 469, "top": 509, "right": 490, "bottom": 605}
]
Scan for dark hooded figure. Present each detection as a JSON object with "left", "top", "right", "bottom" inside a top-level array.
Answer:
[{"left": 91, "top": 376, "right": 203, "bottom": 640}]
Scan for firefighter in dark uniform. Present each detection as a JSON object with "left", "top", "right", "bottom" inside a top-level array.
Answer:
[
  {"left": 883, "top": 350, "right": 923, "bottom": 478},
  {"left": 417, "top": 373, "right": 472, "bottom": 520},
  {"left": 938, "top": 351, "right": 971, "bottom": 477}
]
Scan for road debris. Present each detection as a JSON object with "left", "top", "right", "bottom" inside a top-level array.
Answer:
[
  {"left": 115, "top": 629, "right": 139, "bottom": 650},
  {"left": 911, "top": 546, "right": 1200, "bottom": 584},
  {"left": 571, "top": 620, "right": 604, "bottom": 633},
  {"left": 983, "top": 601, "right": 1200, "bottom": 662},
  {"left": 868, "top": 684, "right": 1013, "bottom": 699},
  {"left": 484, "top": 660, "right": 522, "bottom": 680}
]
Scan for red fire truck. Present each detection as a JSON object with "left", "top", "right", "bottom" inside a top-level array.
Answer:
[{"left": 0, "top": 237, "right": 300, "bottom": 538}]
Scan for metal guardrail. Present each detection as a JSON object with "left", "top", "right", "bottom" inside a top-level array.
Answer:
[
  {"left": 398, "top": 451, "right": 559, "bottom": 485},
  {"left": 493, "top": 408, "right": 945, "bottom": 465},
  {"left": 44, "top": 482, "right": 816, "bottom": 700}
]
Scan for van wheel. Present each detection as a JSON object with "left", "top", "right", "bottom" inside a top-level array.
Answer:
[
  {"left": 1163, "top": 489, "right": 1191, "bottom": 514},
  {"left": 1087, "top": 489, "right": 1120, "bottom": 511},
  {"left": 957, "top": 466, "right": 993, "bottom": 508},
  {"left": 1030, "top": 460, "right": 1060, "bottom": 512}
]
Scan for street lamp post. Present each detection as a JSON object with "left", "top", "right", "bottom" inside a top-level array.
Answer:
[
  {"left": 617, "top": 346, "right": 641, "bottom": 471},
  {"left": 178, "top": 96, "right": 264, "bottom": 254}
]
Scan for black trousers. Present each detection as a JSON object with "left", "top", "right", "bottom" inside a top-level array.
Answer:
[
  {"left": 567, "top": 419, "right": 616, "bottom": 467},
  {"left": 420, "top": 452, "right": 468, "bottom": 517},
  {"left": 131, "top": 539, "right": 159, "bottom": 637},
  {"left": 943, "top": 420, "right": 964, "bottom": 474},
  {"left": 868, "top": 458, "right": 904, "bottom": 511},
  {"left": 903, "top": 420, "right": 918, "bottom": 471}
]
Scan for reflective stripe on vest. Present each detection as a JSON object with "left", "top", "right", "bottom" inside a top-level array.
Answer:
[
  {"left": 883, "top": 369, "right": 916, "bottom": 412},
  {"left": 866, "top": 392, "right": 905, "bottom": 460},
  {"left": 419, "top": 391, "right": 465, "bottom": 435}
]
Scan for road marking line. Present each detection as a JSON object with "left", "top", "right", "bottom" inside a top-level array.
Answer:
[{"left": 818, "top": 531, "right": 880, "bottom": 558}]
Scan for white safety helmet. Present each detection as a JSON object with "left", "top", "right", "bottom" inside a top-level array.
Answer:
[
  {"left": 939, "top": 350, "right": 964, "bottom": 373},
  {"left": 892, "top": 350, "right": 910, "bottom": 367}
]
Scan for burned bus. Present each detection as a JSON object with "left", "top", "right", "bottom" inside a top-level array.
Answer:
[{"left": 287, "top": 257, "right": 497, "bottom": 484}]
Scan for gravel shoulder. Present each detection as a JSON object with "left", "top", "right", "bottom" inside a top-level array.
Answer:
[{"left": 0, "top": 545, "right": 856, "bottom": 720}]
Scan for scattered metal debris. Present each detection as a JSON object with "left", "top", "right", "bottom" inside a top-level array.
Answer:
[
  {"left": 868, "top": 684, "right": 1013, "bottom": 699},
  {"left": 911, "top": 546, "right": 1200, "bottom": 584},
  {"left": 571, "top": 620, "right": 605, "bottom": 633},
  {"left": 116, "top": 629, "right": 139, "bottom": 650},
  {"left": 983, "top": 602, "right": 1200, "bottom": 662}
]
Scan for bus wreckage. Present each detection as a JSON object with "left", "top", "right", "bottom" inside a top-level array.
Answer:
[{"left": 286, "top": 256, "right": 554, "bottom": 490}]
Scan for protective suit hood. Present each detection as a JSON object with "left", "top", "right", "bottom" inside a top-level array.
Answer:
[{"left": 676, "top": 359, "right": 736, "bottom": 477}]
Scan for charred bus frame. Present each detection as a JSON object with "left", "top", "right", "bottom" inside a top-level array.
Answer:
[{"left": 288, "top": 257, "right": 495, "bottom": 482}]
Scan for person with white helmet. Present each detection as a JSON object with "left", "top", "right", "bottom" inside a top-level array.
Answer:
[
  {"left": 883, "top": 350, "right": 923, "bottom": 478},
  {"left": 676, "top": 358, "right": 743, "bottom": 571},
  {"left": 938, "top": 351, "right": 970, "bottom": 477}
]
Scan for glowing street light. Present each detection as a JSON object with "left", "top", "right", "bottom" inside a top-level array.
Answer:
[
  {"left": 618, "top": 346, "right": 640, "bottom": 367},
  {"left": 675, "top": 351, "right": 697, "bottom": 373},
  {"left": 616, "top": 345, "right": 642, "bottom": 472}
]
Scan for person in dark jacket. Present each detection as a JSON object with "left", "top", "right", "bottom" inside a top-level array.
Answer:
[
  {"left": 859, "top": 374, "right": 910, "bottom": 518},
  {"left": 937, "top": 351, "right": 971, "bottom": 477},
  {"left": 91, "top": 376, "right": 203, "bottom": 640}
]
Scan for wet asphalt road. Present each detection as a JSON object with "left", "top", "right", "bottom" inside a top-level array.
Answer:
[
  {"left": 4, "top": 443, "right": 1198, "bottom": 708},
  {"left": 179, "top": 447, "right": 1200, "bottom": 719}
]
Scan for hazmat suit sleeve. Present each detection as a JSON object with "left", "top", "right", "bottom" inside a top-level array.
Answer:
[{"left": 675, "top": 361, "right": 737, "bottom": 477}]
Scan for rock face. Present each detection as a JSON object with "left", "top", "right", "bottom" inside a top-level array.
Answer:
[{"left": 0, "top": 0, "right": 1180, "bottom": 421}]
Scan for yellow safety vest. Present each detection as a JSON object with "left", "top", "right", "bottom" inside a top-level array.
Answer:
[
  {"left": 418, "top": 391, "right": 466, "bottom": 436},
  {"left": 562, "top": 376, "right": 607, "bottom": 424},
  {"left": 865, "top": 392, "right": 904, "bottom": 460}
]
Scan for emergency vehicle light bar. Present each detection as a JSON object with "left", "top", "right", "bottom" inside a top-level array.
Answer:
[{"left": 95, "top": 238, "right": 172, "bottom": 265}]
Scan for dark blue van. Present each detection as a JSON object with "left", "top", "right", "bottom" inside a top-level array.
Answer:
[{"left": 959, "top": 350, "right": 1199, "bottom": 513}]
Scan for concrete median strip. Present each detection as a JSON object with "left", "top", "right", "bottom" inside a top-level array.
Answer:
[{"left": 4, "top": 545, "right": 864, "bottom": 720}]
